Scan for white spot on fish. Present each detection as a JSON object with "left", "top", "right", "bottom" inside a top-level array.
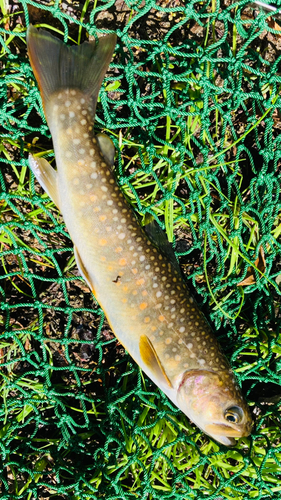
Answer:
[
  {"left": 65, "top": 100, "right": 71, "bottom": 107},
  {"left": 107, "top": 200, "right": 113, "bottom": 206},
  {"left": 139, "top": 256, "right": 145, "bottom": 262},
  {"left": 66, "top": 151, "right": 72, "bottom": 158},
  {"left": 198, "top": 359, "right": 206, "bottom": 365},
  {"left": 101, "top": 186, "right": 108, "bottom": 192},
  {"left": 69, "top": 111, "right": 75, "bottom": 118},
  {"left": 81, "top": 119, "right": 86, "bottom": 125},
  {"left": 60, "top": 113, "right": 66, "bottom": 120},
  {"left": 179, "top": 327, "right": 185, "bottom": 333},
  {"left": 187, "top": 343, "right": 193, "bottom": 349},
  {"left": 82, "top": 110, "right": 87, "bottom": 115},
  {"left": 80, "top": 98, "right": 85, "bottom": 104},
  {"left": 118, "top": 233, "right": 125, "bottom": 240},
  {"left": 156, "top": 291, "right": 162, "bottom": 298},
  {"left": 73, "top": 138, "right": 80, "bottom": 145},
  {"left": 91, "top": 173, "right": 98, "bottom": 179},
  {"left": 90, "top": 161, "right": 96, "bottom": 169},
  {"left": 79, "top": 148, "right": 85, "bottom": 155},
  {"left": 175, "top": 355, "right": 181, "bottom": 362},
  {"left": 145, "top": 265, "right": 150, "bottom": 270}
]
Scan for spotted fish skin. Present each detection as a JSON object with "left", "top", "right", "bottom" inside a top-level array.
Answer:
[{"left": 27, "top": 26, "right": 252, "bottom": 446}]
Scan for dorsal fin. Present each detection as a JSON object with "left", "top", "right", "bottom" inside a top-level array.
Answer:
[{"left": 144, "top": 220, "right": 181, "bottom": 275}]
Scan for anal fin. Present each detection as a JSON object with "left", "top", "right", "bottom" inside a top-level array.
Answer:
[
  {"left": 29, "top": 154, "right": 60, "bottom": 209},
  {"left": 139, "top": 335, "right": 173, "bottom": 388},
  {"left": 74, "top": 246, "right": 96, "bottom": 295}
]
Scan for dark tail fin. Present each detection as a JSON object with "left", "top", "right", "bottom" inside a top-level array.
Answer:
[{"left": 27, "top": 25, "right": 116, "bottom": 116}]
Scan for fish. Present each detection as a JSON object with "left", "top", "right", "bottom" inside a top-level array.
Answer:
[{"left": 26, "top": 25, "right": 252, "bottom": 446}]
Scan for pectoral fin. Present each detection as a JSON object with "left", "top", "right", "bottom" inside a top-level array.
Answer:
[
  {"left": 139, "top": 335, "right": 173, "bottom": 388},
  {"left": 29, "top": 154, "right": 60, "bottom": 209},
  {"left": 74, "top": 246, "right": 96, "bottom": 295}
]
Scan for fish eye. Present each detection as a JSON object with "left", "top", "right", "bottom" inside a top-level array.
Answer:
[{"left": 224, "top": 406, "right": 243, "bottom": 424}]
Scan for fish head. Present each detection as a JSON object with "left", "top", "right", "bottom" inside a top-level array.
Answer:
[{"left": 176, "top": 369, "right": 252, "bottom": 446}]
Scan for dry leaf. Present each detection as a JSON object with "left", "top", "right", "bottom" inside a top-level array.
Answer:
[{"left": 238, "top": 246, "right": 266, "bottom": 286}]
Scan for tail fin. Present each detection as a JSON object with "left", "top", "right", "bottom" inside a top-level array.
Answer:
[{"left": 27, "top": 25, "right": 116, "bottom": 116}]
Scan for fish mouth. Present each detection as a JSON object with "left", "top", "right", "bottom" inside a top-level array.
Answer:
[{"left": 205, "top": 422, "right": 250, "bottom": 446}]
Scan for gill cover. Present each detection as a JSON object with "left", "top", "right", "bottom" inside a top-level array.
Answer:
[{"left": 176, "top": 370, "right": 252, "bottom": 446}]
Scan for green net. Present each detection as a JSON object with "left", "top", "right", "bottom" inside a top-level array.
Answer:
[{"left": 1, "top": 0, "right": 281, "bottom": 498}]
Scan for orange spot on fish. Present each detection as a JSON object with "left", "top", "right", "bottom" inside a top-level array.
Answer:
[
  {"left": 123, "top": 285, "right": 128, "bottom": 292},
  {"left": 136, "top": 278, "right": 145, "bottom": 286},
  {"left": 115, "top": 246, "right": 123, "bottom": 253},
  {"left": 119, "top": 258, "right": 127, "bottom": 266},
  {"left": 144, "top": 317, "right": 150, "bottom": 323},
  {"left": 142, "top": 290, "right": 148, "bottom": 296},
  {"left": 107, "top": 265, "right": 113, "bottom": 271},
  {"left": 159, "top": 315, "right": 165, "bottom": 322},
  {"left": 151, "top": 326, "right": 156, "bottom": 332},
  {"left": 94, "top": 206, "right": 101, "bottom": 212},
  {"left": 90, "top": 195, "right": 97, "bottom": 202},
  {"left": 122, "top": 298, "right": 127, "bottom": 303},
  {"left": 101, "top": 256, "right": 106, "bottom": 262},
  {"left": 132, "top": 268, "right": 138, "bottom": 275},
  {"left": 99, "top": 238, "right": 107, "bottom": 246},
  {"left": 139, "top": 302, "right": 147, "bottom": 310},
  {"left": 99, "top": 215, "right": 107, "bottom": 222}
]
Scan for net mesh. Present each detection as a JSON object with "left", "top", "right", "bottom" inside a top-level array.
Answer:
[{"left": 1, "top": 0, "right": 281, "bottom": 498}]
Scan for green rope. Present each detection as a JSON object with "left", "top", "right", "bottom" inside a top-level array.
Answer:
[{"left": 0, "top": 0, "right": 281, "bottom": 498}]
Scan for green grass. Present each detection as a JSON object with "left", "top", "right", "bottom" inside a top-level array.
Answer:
[{"left": 0, "top": 1, "right": 281, "bottom": 499}]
